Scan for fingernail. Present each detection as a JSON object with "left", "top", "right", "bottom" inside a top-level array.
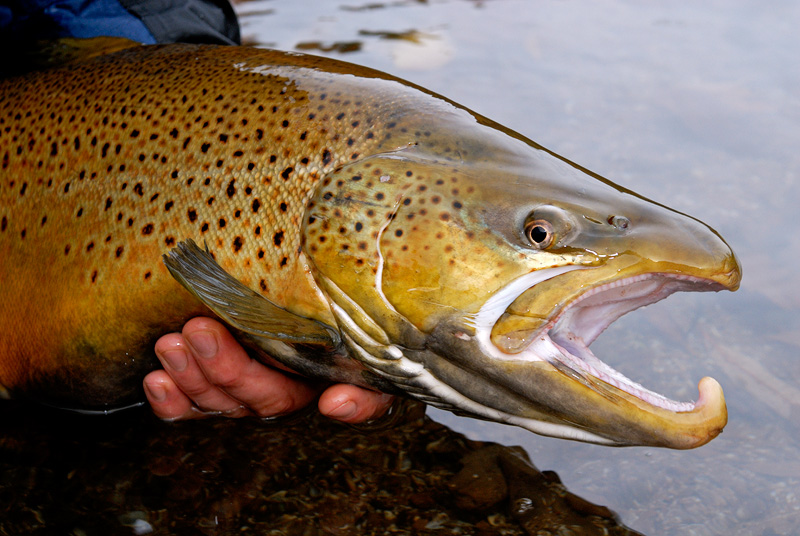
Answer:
[
  {"left": 187, "top": 330, "right": 218, "bottom": 359},
  {"left": 145, "top": 381, "right": 167, "bottom": 402},
  {"left": 161, "top": 349, "right": 188, "bottom": 372},
  {"left": 327, "top": 400, "right": 358, "bottom": 420}
]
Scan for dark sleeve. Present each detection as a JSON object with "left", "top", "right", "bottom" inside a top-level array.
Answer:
[{"left": 118, "top": 0, "right": 240, "bottom": 45}]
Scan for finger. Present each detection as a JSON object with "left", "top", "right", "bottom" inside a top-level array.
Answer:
[
  {"left": 153, "top": 327, "right": 249, "bottom": 416},
  {"left": 318, "top": 383, "right": 395, "bottom": 423},
  {"left": 143, "top": 369, "right": 205, "bottom": 420},
  {"left": 181, "top": 317, "right": 321, "bottom": 418}
]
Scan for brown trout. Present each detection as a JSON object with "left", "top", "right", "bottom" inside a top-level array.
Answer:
[{"left": 0, "top": 43, "right": 740, "bottom": 448}]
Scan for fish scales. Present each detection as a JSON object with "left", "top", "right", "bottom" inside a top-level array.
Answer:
[
  {"left": 0, "top": 44, "right": 438, "bottom": 406},
  {"left": 0, "top": 43, "right": 741, "bottom": 448}
]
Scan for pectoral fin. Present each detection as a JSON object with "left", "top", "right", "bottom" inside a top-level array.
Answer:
[{"left": 163, "top": 240, "right": 339, "bottom": 346}]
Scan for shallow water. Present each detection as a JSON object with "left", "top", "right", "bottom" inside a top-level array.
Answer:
[
  {"left": 236, "top": 0, "right": 799, "bottom": 534},
  {"left": 2, "top": 1, "right": 797, "bottom": 534}
]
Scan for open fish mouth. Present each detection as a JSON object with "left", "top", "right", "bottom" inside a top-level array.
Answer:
[
  {"left": 475, "top": 269, "right": 729, "bottom": 414},
  {"left": 539, "top": 273, "right": 726, "bottom": 412}
]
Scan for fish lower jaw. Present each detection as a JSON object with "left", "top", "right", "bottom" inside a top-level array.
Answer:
[{"left": 535, "top": 333, "right": 697, "bottom": 413}]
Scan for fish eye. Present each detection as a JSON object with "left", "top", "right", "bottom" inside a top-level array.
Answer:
[{"left": 524, "top": 219, "right": 555, "bottom": 249}]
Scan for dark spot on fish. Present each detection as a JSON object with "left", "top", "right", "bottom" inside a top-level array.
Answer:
[
  {"left": 142, "top": 223, "right": 154, "bottom": 235},
  {"left": 150, "top": 193, "right": 159, "bottom": 202},
  {"left": 281, "top": 167, "right": 293, "bottom": 180},
  {"left": 133, "top": 183, "right": 144, "bottom": 196},
  {"left": 355, "top": 222, "right": 363, "bottom": 231},
  {"left": 226, "top": 179, "right": 236, "bottom": 198},
  {"left": 218, "top": 218, "right": 226, "bottom": 229},
  {"left": 76, "top": 208, "right": 83, "bottom": 218},
  {"left": 219, "top": 134, "right": 228, "bottom": 143},
  {"left": 144, "top": 271, "right": 152, "bottom": 280},
  {"left": 273, "top": 231, "right": 284, "bottom": 247},
  {"left": 376, "top": 193, "right": 384, "bottom": 201},
  {"left": 259, "top": 280, "right": 267, "bottom": 291},
  {"left": 453, "top": 201, "right": 462, "bottom": 209},
  {"left": 257, "top": 249, "right": 265, "bottom": 259},
  {"left": 201, "top": 142, "right": 211, "bottom": 153},
  {"left": 130, "top": 129, "right": 139, "bottom": 138},
  {"left": 358, "top": 242, "right": 367, "bottom": 251},
  {"left": 64, "top": 182, "right": 71, "bottom": 193},
  {"left": 200, "top": 222, "right": 209, "bottom": 233},
  {"left": 252, "top": 199, "right": 261, "bottom": 213},
  {"left": 86, "top": 241, "right": 94, "bottom": 252},
  {"left": 165, "top": 236, "right": 175, "bottom": 246},
  {"left": 395, "top": 229, "right": 403, "bottom": 237},
  {"left": 279, "top": 201, "right": 288, "bottom": 212},
  {"left": 322, "top": 149, "right": 332, "bottom": 165},
  {"left": 233, "top": 236, "right": 243, "bottom": 252},
  {"left": 187, "top": 209, "right": 197, "bottom": 222}
]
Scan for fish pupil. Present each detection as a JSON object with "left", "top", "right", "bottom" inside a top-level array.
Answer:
[{"left": 529, "top": 225, "right": 548, "bottom": 243}]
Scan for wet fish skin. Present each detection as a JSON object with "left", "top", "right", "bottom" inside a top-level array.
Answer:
[
  {"left": 1, "top": 44, "right": 403, "bottom": 406},
  {"left": 0, "top": 44, "right": 740, "bottom": 448}
]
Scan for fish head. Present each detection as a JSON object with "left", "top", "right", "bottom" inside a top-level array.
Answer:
[{"left": 303, "top": 144, "right": 741, "bottom": 448}]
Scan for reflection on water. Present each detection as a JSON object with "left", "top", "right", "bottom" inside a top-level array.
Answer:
[
  {"left": 1, "top": 401, "right": 641, "bottom": 535},
  {"left": 237, "top": 0, "right": 799, "bottom": 534}
]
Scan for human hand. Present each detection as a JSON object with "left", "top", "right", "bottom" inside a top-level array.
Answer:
[{"left": 142, "top": 317, "right": 394, "bottom": 423}]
